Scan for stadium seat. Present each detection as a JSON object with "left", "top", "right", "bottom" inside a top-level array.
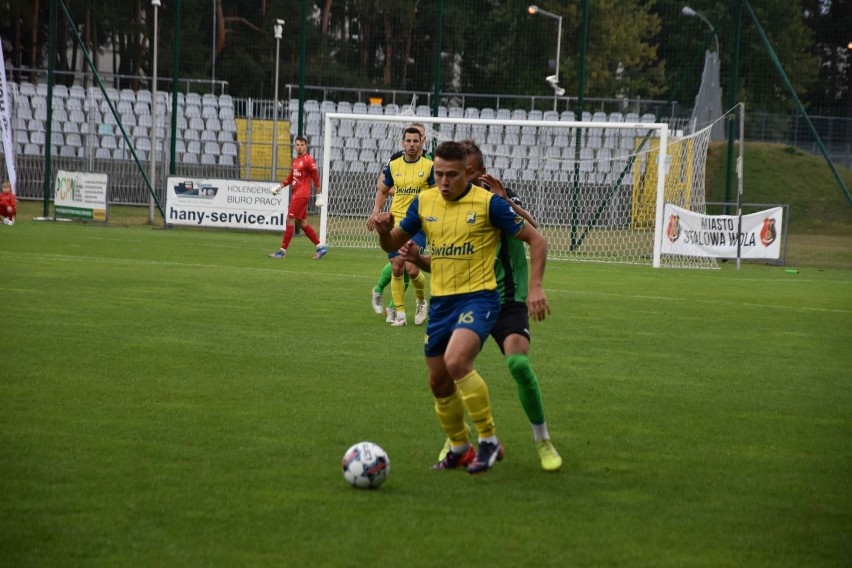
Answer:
[
  {"left": 348, "top": 161, "right": 366, "bottom": 173},
  {"left": 186, "top": 93, "right": 201, "bottom": 107},
  {"left": 185, "top": 105, "right": 201, "bottom": 118},
  {"left": 221, "top": 142, "right": 238, "bottom": 156},
  {"left": 543, "top": 110, "right": 559, "bottom": 121},
  {"left": 184, "top": 129, "right": 200, "bottom": 141},
  {"left": 202, "top": 93, "right": 218, "bottom": 107},
  {"left": 182, "top": 152, "right": 198, "bottom": 164},
  {"left": 527, "top": 110, "right": 543, "bottom": 121},
  {"left": 464, "top": 108, "right": 479, "bottom": 119},
  {"left": 218, "top": 155, "right": 235, "bottom": 166},
  {"left": 95, "top": 147, "right": 111, "bottom": 159},
  {"left": 202, "top": 105, "right": 218, "bottom": 119},
  {"left": 480, "top": 108, "right": 495, "bottom": 120},
  {"left": 217, "top": 130, "right": 234, "bottom": 143},
  {"left": 384, "top": 103, "right": 399, "bottom": 115},
  {"left": 20, "top": 82, "right": 36, "bottom": 97},
  {"left": 511, "top": 109, "right": 527, "bottom": 121},
  {"left": 23, "top": 143, "right": 40, "bottom": 155},
  {"left": 203, "top": 141, "right": 219, "bottom": 155},
  {"left": 200, "top": 153, "right": 216, "bottom": 165}
]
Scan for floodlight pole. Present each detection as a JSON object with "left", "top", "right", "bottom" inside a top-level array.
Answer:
[
  {"left": 272, "top": 19, "right": 284, "bottom": 180},
  {"left": 528, "top": 5, "right": 562, "bottom": 111},
  {"left": 149, "top": 0, "right": 160, "bottom": 224},
  {"left": 682, "top": 6, "right": 719, "bottom": 54}
]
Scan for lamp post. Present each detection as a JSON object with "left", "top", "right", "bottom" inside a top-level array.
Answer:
[
  {"left": 528, "top": 4, "right": 563, "bottom": 111},
  {"left": 149, "top": 0, "right": 161, "bottom": 223},
  {"left": 211, "top": 0, "right": 216, "bottom": 93},
  {"left": 683, "top": 5, "right": 724, "bottom": 142},
  {"left": 682, "top": 5, "right": 719, "bottom": 54},
  {"left": 272, "top": 19, "right": 284, "bottom": 180}
]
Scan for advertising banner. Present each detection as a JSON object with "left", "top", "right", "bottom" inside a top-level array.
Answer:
[
  {"left": 166, "top": 177, "right": 287, "bottom": 231},
  {"left": 0, "top": 36, "right": 16, "bottom": 193},
  {"left": 661, "top": 204, "right": 783, "bottom": 259},
  {"left": 54, "top": 170, "right": 108, "bottom": 220}
]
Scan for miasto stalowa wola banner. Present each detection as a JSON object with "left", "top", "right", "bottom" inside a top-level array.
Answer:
[{"left": 661, "top": 203, "right": 783, "bottom": 260}]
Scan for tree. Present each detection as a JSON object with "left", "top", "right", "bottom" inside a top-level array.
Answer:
[{"left": 802, "top": 0, "right": 851, "bottom": 114}]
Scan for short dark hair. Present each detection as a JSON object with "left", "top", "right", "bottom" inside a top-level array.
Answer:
[
  {"left": 402, "top": 126, "right": 421, "bottom": 139},
  {"left": 459, "top": 139, "right": 484, "bottom": 170},
  {"left": 295, "top": 135, "right": 308, "bottom": 144},
  {"left": 434, "top": 141, "right": 468, "bottom": 163}
]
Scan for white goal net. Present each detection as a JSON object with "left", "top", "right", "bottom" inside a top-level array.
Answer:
[{"left": 318, "top": 112, "right": 717, "bottom": 269}]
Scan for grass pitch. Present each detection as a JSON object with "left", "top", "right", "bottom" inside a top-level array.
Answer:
[{"left": 1, "top": 218, "right": 850, "bottom": 566}]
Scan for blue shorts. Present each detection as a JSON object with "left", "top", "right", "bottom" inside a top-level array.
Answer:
[
  {"left": 388, "top": 229, "right": 426, "bottom": 259},
  {"left": 424, "top": 290, "right": 501, "bottom": 357}
]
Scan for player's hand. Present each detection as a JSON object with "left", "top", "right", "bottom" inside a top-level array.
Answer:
[
  {"left": 366, "top": 211, "right": 381, "bottom": 232},
  {"left": 314, "top": 196, "right": 325, "bottom": 208},
  {"left": 373, "top": 212, "right": 395, "bottom": 234},
  {"left": 398, "top": 240, "right": 419, "bottom": 263},
  {"left": 271, "top": 186, "right": 282, "bottom": 197},
  {"left": 479, "top": 173, "right": 507, "bottom": 199},
  {"left": 527, "top": 288, "right": 552, "bottom": 322}
]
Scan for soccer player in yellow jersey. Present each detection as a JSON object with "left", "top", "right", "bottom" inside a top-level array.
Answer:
[
  {"left": 367, "top": 126, "right": 433, "bottom": 327},
  {"left": 403, "top": 140, "right": 562, "bottom": 472},
  {"left": 374, "top": 141, "right": 551, "bottom": 474}
]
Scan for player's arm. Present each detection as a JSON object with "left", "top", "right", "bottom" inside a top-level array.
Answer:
[
  {"left": 512, "top": 223, "right": 551, "bottom": 321},
  {"left": 374, "top": 213, "right": 411, "bottom": 252},
  {"left": 367, "top": 163, "right": 394, "bottom": 231},
  {"left": 480, "top": 173, "right": 538, "bottom": 229},
  {"left": 399, "top": 241, "right": 431, "bottom": 272},
  {"left": 272, "top": 170, "right": 294, "bottom": 196},
  {"left": 309, "top": 159, "right": 325, "bottom": 207}
]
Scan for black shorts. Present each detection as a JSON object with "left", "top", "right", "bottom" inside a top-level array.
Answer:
[{"left": 490, "top": 301, "right": 530, "bottom": 354}]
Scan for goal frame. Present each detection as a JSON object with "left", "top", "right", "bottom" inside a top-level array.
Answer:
[{"left": 319, "top": 113, "right": 672, "bottom": 267}]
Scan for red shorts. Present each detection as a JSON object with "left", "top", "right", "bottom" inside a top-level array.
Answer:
[{"left": 287, "top": 194, "right": 309, "bottom": 221}]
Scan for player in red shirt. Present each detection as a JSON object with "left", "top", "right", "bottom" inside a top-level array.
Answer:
[
  {"left": 268, "top": 136, "right": 328, "bottom": 259},
  {"left": 0, "top": 180, "right": 16, "bottom": 225}
]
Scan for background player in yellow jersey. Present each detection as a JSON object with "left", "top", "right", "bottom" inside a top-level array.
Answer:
[
  {"left": 403, "top": 140, "right": 562, "bottom": 471},
  {"left": 370, "top": 123, "right": 430, "bottom": 323},
  {"left": 367, "top": 126, "right": 433, "bottom": 327},
  {"left": 374, "top": 141, "right": 551, "bottom": 474}
]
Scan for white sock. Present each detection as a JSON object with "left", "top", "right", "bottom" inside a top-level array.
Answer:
[{"left": 532, "top": 422, "right": 550, "bottom": 443}]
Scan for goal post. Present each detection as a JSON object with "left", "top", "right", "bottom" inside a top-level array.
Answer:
[{"left": 319, "top": 112, "right": 717, "bottom": 269}]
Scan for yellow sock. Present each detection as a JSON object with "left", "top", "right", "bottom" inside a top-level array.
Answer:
[
  {"left": 455, "top": 370, "right": 496, "bottom": 439},
  {"left": 411, "top": 271, "right": 427, "bottom": 301},
  {"left": 391, "top": 274, "right": 406, "bottom": 314},
  {"left": 434, "top": 389, "right": 469, "bottom": 448}
]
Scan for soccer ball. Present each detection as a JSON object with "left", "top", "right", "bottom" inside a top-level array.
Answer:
[{"left": 342, "top": 441, "right": 390, "bottom": 489}]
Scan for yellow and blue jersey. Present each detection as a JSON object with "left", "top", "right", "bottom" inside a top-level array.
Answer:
[
  {"left": 399, "top": 183, "right": 525, "bottom": 297},
  {"left": 381, "top": 155, "right": 435, "bottom": 222}
]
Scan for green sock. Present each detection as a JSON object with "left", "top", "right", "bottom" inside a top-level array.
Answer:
[
  {"left": 374, "top": 263, "right": 393, "bottom": 294},
  {"left": 506, "top": 354, "right": 545, "bottom": 425}
]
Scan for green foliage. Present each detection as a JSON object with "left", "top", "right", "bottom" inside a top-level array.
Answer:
[
  {"left": 1, "top": 0, "right": 834, "bottom": 113},
  {"left": 706, "top": 141, "right": 852, "bottom": 234},
  {"left": 1, "top": 221, "right": 850, "bottom": 565}
]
